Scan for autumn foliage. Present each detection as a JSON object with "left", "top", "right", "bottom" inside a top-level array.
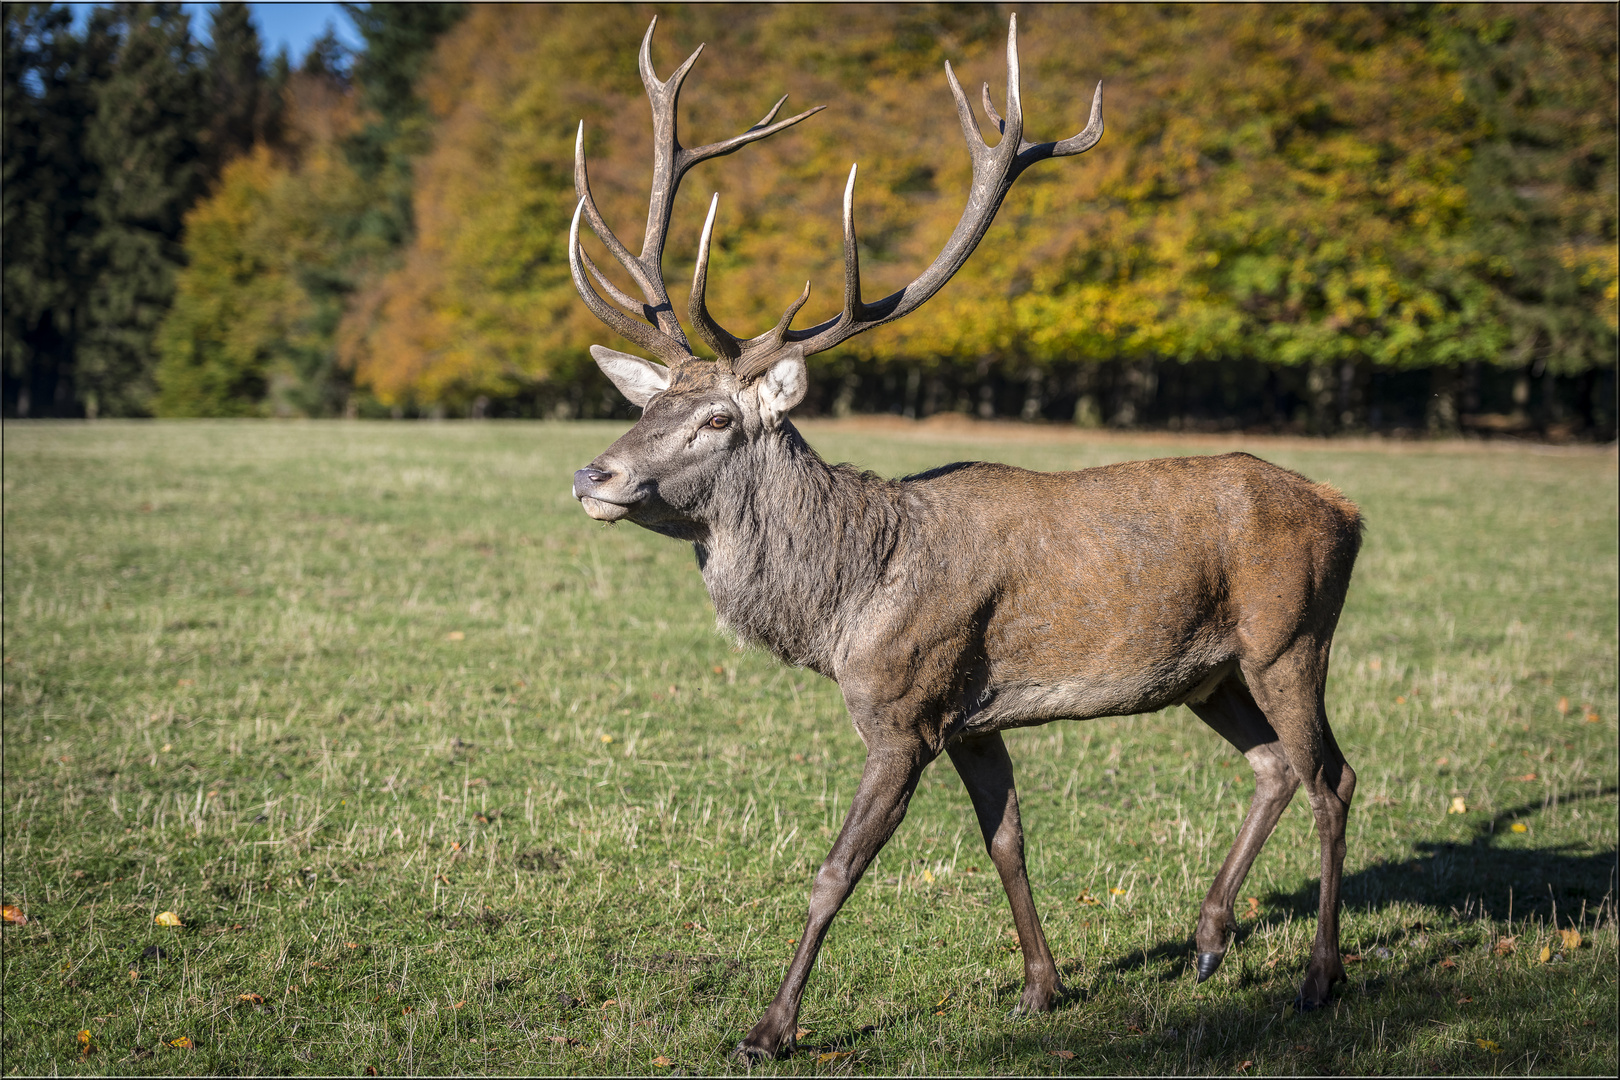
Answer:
[{"left": 156, "top": 3, "right": 1616, "bottom": 430}]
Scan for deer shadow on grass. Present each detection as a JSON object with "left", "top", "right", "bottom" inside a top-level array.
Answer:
[
  {"left": 1277, "top": 786, "right": 1620, "bottom": 932},
  {"left": 1102, "top": 785, "right": 1619, "bottom": 983}
]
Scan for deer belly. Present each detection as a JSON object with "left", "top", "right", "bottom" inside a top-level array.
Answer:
[{"left": 960, "top": 658, "right": 1234, "bottom": 734}]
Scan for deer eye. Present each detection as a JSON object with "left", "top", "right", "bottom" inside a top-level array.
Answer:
[{"left": 706, "top": 414, "right": 731, "bottom": 430}]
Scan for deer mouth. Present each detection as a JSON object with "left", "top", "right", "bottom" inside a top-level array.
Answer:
[{"left": 579, "top": 494, "right": 635, "bottom": 522}]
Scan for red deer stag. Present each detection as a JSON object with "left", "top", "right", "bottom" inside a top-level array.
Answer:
[{"left": 568, "top": 15, "right": 1362, "bottom": 1062}]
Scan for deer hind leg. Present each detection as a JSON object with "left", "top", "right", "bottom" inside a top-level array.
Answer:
[
  {"left": 1242, "top": 645, "right": 1356, "bottom": 1011},
  {"left": 1185, "top": 680, "right": 1308, "bottom": 984},
  {"left": 735, "top": 740, "right": 933, "bottom": 1062},
  {"left": 947, "top": 732, "right": 1061, "bottom": 1013},
  {"left": 1186, "top": 677, "right": 1301, "bottom": 982}
]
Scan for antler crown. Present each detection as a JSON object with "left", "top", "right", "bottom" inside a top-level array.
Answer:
[{"left": 569, "top": 14, "right": 1102, "bottom": 381}]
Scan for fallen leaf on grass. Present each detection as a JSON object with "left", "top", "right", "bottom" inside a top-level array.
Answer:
[
  {"left": 1050, "top": 1049, "right": 1076, "bottom": 1061},
  {"left": 446, "top": 631, "right": 465, "bottom": 641},
  {"left": 818, "top": 1051, "right": 853, "bottom": 1064},
  {"left": 600, "top": 734, "right": 614, "bottom": 744},
  {"left": 652, "top": 1056, "right": 674, "bottom": 1067},
  {"left": 796, "top": 1027, "right": 811, "bottom": 1039},
  {"left": 237, "top": 993, "right": 264, "bottom": 1005},
  {"left": 346, "top": 942, "right": 358, "bottom": 949},
  {"left": 1559, "top": 929, "right": 1582, "bottom": 950},
  {"left": 1076, "top": 891, "right": 1101, "bottom": 906},
  {"left": 1440, "top": 958, "right": 1457, "bottom": 970},
  {"left": 1109, "top": 887, "right": 1126, "bottom": 896},
  {"left": 1557, "top": 696, "right": 1570, "bottom": 714},
  {"left": 1342, "top": 954, "right": 1363, "bottom": 964},
  {"left": 154, "top": 911, "right": 182, "bottom": 927},
  {"left": 1236, "top": 1061, "right": 1253, "bottom": 1073},
  {"left": 1242, "top": 896, "right": 1260, "bottom": 919},
  {"left": 168, "top": 1037, "right": 193, "bottom": 1049},
  {"left": 1513, "top": 773, "right": 1537, "bottom": 782},
  {"left": 1538, "top": 944, "right": 1552, "bottom": 963},
  {"left": 1, "top": 905, "right": 27, "bottom": 926},
  {"left": 1476, "top": 1038, "right": 1502, "bottom": 1053},
  {"left": 77, "top": 1029, "right": 91, "bottom": 1054},
  {"left": 453, "top": 1000, "right": 466, "bottom": 1009},
  {"left": 1493, "top": 936, "right": 1517, "bottom": 957},
  {"left": 1447, "top": 796, "right": 1468, "bottom": 814},
  {"left": 1456, "top": 996, "right": 1473, "bottom": 1004},
  {"left": 1511, "top": 823, "right": 1528, "bottom": 833},
  {"left": 365, "top": 1067, "right": 378, "bottom": 1076}
]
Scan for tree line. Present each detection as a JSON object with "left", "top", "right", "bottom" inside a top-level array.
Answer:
[{"left": 4, "top": 4, "right": 1615, "bottom": 438}]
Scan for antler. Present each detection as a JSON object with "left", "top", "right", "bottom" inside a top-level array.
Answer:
[
  {"left": 720, "top": 13, "right": 1104, "bottom": 380},
  {"left": 569, "top": 17, "right": 824, "bottom": 367}
]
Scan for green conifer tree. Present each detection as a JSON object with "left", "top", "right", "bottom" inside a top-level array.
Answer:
[
  {"left": 203, "top": 1, "right": 281, "bottom": 180},
  {"left": 76, "top": 2, "right": 208, "bottom": 417},
  {"left": 2, "top": 3, "right": 113, "bottom": 417}
]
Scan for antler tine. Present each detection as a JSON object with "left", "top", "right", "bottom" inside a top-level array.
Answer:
[
  {"left": 838, "top": 163, "right": 868, "bottom": 325},
  {"left": 570, "top": 200, "right": 693, "bottom": 366},
  {"left": 771, "top": 12, "right": 1102, "bottom": 362},
  {"left": 688, "top": 194, "right": 743, "bottom": 364}
]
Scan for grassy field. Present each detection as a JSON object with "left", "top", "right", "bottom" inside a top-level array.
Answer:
[{"left": 2, "top": 419, "right": 1615, "bottom": 1076}]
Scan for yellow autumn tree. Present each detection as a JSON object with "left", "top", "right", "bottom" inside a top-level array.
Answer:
[{"left": 155, "top": 70, "right": 383, "bottom": 416}]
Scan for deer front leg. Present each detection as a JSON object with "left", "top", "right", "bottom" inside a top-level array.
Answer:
[
  {"left": 947, "top": 732, "right": 1061, "bottom": 1013},
  {"left": 734, "top": 741, "right": 933, "bottom": 1062}
]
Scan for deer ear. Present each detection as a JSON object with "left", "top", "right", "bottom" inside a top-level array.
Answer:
[
  {"left": 591, "top": 345, "right": 671, "bottom": 407},
  {"left": 757, "top": 350, "right": 807, "bottom": 426}
]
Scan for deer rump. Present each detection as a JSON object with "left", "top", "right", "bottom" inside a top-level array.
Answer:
[{"left": 564, "top": 13, "right": 1364, "bottom": 1063}]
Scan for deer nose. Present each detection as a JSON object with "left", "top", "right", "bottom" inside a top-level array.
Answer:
[{"left": 573, "top": 467, "right": 615, "bottom": 499}]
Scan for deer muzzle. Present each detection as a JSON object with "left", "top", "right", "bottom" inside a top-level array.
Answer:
[{"left": 573, "top": 466, "right": 637, "bottom": 522}]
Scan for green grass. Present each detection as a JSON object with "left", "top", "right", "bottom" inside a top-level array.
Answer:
[{"left": 2, "top": 419, "right": 1615, "bottom": 1076}]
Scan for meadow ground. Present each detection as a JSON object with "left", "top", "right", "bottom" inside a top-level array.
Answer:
[{"left": 1, "top": 419, "right": 1615, "bottom": 1076}]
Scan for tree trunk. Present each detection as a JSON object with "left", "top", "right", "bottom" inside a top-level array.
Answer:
[
  {"left": 1426, "top": 366, "right": 1459, "bottom": 435},
  {"left": 1020, "top": 367, "right": 1044, "bottom": 422},
  {"left": 1307, "top": 362, "right": 1335, "bottom": 435}
]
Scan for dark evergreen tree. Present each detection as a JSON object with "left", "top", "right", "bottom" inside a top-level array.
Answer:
[
  {"left": 339, "top": 2, "right": 463, "bottom": 246},
  {"left": 202, "top": 1, "right": 281, "bottom": 180},
  {"left": 2, "top": 4, "right": 113, "bottom": 417},
  {"left": 74, "top": 2, "right": 208, "bottom": 416}
]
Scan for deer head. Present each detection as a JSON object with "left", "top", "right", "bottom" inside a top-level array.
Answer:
[{"left": 571, "top": 14, "right": 1102, "bottom": 530}]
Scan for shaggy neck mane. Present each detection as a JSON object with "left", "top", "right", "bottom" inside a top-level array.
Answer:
[{"left": 694, "top": 422, "right": 908, "bottom": 676}]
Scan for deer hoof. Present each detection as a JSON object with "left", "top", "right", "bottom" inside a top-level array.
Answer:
[
  {"left": 732, "top": 1035, "right": 791, "bottom": 1064},
  {"left": 1011, "top": 981, "right": 1062, "bottom": 1015},
  {"left": 1194, "top": 951, "right": 1224, "bottom": 982}
]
